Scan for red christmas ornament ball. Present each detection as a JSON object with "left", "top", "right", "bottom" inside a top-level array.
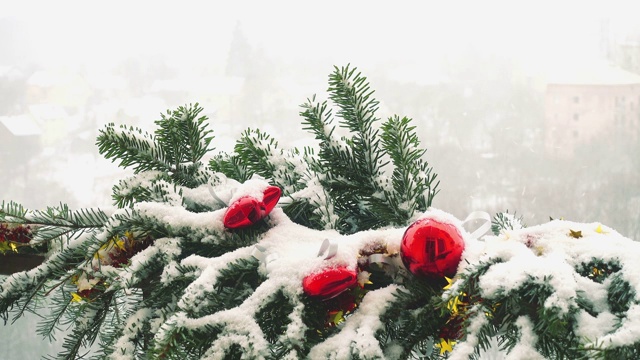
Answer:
[
  {"left": 302, "top": 266, "right": 358, "bottom": 299},
  {"left": 400, "top": 217, "right": 465, "bottom": 278},
  {"left": 223, "top": 186, "right": 281, "bottom": 229}
]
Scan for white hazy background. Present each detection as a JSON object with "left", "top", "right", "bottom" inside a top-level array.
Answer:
[{"left": 1, "top": 0, "right": 640, "bottom": 357}]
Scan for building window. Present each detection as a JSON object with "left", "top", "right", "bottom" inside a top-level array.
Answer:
[
  {"left": 573, "top": 113, "right": 579, "bottom": 121},
  {"left": 573, "top": 96, "right": 579, "bottom": 104}
]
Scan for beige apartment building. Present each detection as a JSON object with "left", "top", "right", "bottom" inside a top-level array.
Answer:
[{"left": 544, "top": 61, "right": 640, "bottom": 158}]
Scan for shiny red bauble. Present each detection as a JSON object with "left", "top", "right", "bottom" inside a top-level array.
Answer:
[
  {"left": 400, "top": 217, "right": 465, "bottom": 278},
  {"left": 302, "top": 266, "right": 358, "bottom": 299},
  {"left": 223, "top": 186, "right": 281, "bottom": 229}
]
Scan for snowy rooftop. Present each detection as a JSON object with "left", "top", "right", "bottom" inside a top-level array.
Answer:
[
  {"left": 84, "top": 73, "right": 127, "bottom": 90},
  {"left": 0, "top": 115, "right": 42, "bottom": 136},
  {"left": 544, "top": 59, "right": 640, "bottom": 86},
  {"left": 28, "top": 104, "right": 69, "bottom": 121},
  {"left": 26, "top": 70, "right": 77, "bottom": 87},
  {"left": 150, "top": 76, "right": 245, "bottom": 95},
  {"left": 384, "top": 60, "right": 450, "bottom": 86},
  {"left": 0, "top": 65, "right": 24, "bottom": 80}
]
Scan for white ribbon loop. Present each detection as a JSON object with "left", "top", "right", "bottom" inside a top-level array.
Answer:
[
  {"left": 463, "top": 211, "right": 492, "bottom": 240},
  {"left": 251, "top": 244, "right": 279, "bottom": 272},
  {"left": 207, "top": 184, "right": 228, "bottom": 206},
  {"left": 251, "top": 244, "right": 268, "bottom": 262},
  {"left": 317, "top": 239, "right": 338, "bottom": 260},
  {"left": 264, "top": 253, "right": 280, "bottom": 272}
]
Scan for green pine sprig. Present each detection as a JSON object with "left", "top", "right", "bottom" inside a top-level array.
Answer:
[
  {"left": 97, "top": 103, "right": 214, "bottom": 189},
  {"left": 215, "top": 65, "right": 439, "bottom": 234}
]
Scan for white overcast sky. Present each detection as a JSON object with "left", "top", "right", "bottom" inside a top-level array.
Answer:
[
  {"left": 3, "top": 0, "right": 638, "bottom": 72},
  {"left": 2, "top": 0, "right": 640, "bottom": 224}
]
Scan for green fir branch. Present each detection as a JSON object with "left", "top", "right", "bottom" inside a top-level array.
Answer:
[
  {"left": 48, "top": 293, "right": 116, "bottom": 360},
  {"left": 233, "top": 128, "right": 278, "bottom": 177},
  {"left": 299, "top": 95, "right": 358, "bottom": 185},
  {"left": 208, "top": 153, "right": 252, "bottom": 183},
  {"left": 111, "top": 172, "right": 182, "bottom": 209},
  {"left": 491, "top": 210, "right": 525, "bottom": 235},
  {"left": 36, "top": 287, "right": 75, "bottom": 342},
  {"left": 255, "top": 290, "right": 294, "bottom": 345},
  {"left": 328, "top": 64, "right": 383, "bottom": 180},
  {"left": 184, "top": 257, "right": 265, "bottom": 318},
  {"left": 296, "top": 65, "right": 441, "bottom": 232},
  {"left": 97, "top": 103, "right": 214, "bottom": 188},
  {"left": 379, "top": 274, "right": 450, "bottom": 358},
  {"left": 154, "top": 103, "right": 214, "bottom": 166},
  {"left": 379, "top": 115, "right": 439, "bottom": 223},
  {"left": 0, "top": 202, "right": 107, "bottom": 246},
  {"left": 231, "top": 128, "right": 309, "bottom": 195},
  {"left": 0, "top": 231, "right": 99, "bottom": 323},
  {"left": 97, "top": 124, "right": 170, "bottom": 174},
  {"left": 300, "top": 94, "right": 335, "bottom": 141}
]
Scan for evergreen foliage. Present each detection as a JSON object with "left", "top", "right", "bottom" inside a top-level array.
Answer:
[
  {"left": 491, "top": 210, "right": 524, "bottom": 235},
  {"left": 212, "top": 64, "right": 439, "bottom": 234},
  {"left": 97, "top": 103, "right": 214, "bottom": 190},
  {"left": 1, "top": 65, "right": 640, "bottom": 360}
]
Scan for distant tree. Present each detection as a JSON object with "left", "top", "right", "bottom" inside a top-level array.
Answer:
[
  {"left": 224, "top": 21, "right": 280, "bottom": 129},
  {"left": 225, "top": 21, "right": 254, "bottom": 78},
  {"left": 372, "top": 49, "right": 545, "bottom": 221}
]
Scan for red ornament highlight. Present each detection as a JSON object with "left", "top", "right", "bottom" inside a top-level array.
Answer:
[
  {"left": 302, "top": 266, "right": 358, "bottom": 299},
  {"left": 400, "top": 217, "right": 465, "bottom": 278},
  {"left": 261, "top": 186, "right": 281, "bottom": 215},
  {"left": 223, "top": 186, "right": 282, "bottom": 229}
]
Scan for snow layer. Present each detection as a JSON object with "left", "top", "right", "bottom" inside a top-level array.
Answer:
[
  {"left": 10, "top": 168, "right": 640, "bottom": 359},
  {"left": 131, "top": 197, "right": 640, "bottom": 358},
  {"left": 449, "top": 217, "right": 640, "bottom": 357},
  {"left": 308, "top": 285, "right": 400, "bottom": 359}
]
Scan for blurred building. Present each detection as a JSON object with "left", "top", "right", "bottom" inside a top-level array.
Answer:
[
  {"left": 26, "top": 69, "right": 90, "bottom": 110},
  {"left": 544, "top": 61, "right": 640, "bottom": 158},
  {"left": 0, "top": 114, "right": 42, "bottom": 195},
  {"left": 607, "top": 18, "right": 640, "bottom": 76},
  {"left": 613, "top": 39, "right": 640, "bottom": 75}
]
